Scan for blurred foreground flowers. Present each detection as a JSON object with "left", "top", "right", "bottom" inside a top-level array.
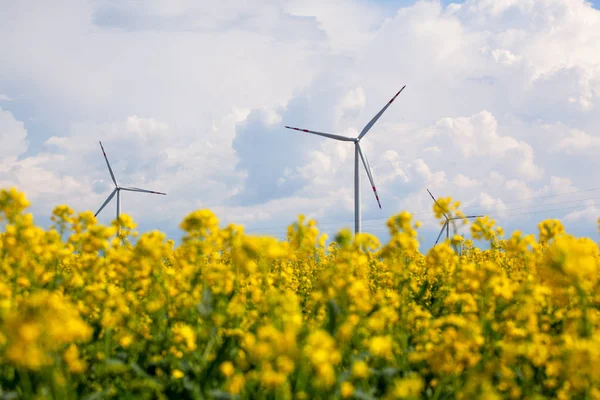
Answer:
[{"left": 0, "top": 188, "right": 599, "bottom": 399}]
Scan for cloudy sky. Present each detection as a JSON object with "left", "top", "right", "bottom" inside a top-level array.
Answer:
[{"left": 1, "top": 0, "right": 599, "bottom": 247}]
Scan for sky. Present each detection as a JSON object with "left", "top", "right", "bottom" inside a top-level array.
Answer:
[{"left": 1, "top": 0, "right": 599, "bottom": 249}]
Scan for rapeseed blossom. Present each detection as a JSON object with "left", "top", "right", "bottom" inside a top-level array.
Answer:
[{"left": 0, "top": 188, "right": 599, "bottom": 399}]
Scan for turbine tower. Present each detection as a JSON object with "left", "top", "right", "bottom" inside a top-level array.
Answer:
[
  {"left": 285, "top": 85, "right": 406, "bottom": 234},
  {"left": 426, "top": 189, "right": 483, "bottom": 246},
  {"left": 95, "top": 141, "right": 166, "bottom": 221}
]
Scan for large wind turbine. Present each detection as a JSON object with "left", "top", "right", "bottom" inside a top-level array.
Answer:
[
  {"left": 285, "top": 86, "right": 406, "bottom": 234},
  {"left": 95, "top": 141, "right": 166, "bottom": 221},
  {"left": 427, "top": 189, "right": 483, "bottom": 246}
]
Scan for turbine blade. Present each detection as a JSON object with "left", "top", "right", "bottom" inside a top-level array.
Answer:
[
  {"left": 284, "top": 126, "right": 354, "bottom": 142},
  {"left": 95, "top": 188, "right": 117, "bottom": 217},
  {"left": 357, "top": 143, "right": 381, "bottom": 209},
  {"left": 120, "top": 186, "right": 167, "bottom": 195},
  {"left": 434, "top": 221, "right": 446, "bottom": 246},
  {"left": 358, "top": 85, "right": 406, "bottom": 140},
  {"left": 99, "top": 141, "right": 118, "bottom": 186},
  {"left": 426, "top": 188, "right": 449, "bottom": 220}
]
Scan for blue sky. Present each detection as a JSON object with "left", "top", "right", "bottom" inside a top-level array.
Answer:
[{"left": 1, "top": 0, "right": 600, "bottom": 248}]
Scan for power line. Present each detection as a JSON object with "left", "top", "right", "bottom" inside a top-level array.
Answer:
[
  {"left": 360, "top": 202, "right": 598, "bottom": 234},
  {"left": 461, "top": 187, "right": 600, "bottom": 211},
  {"left": 470, "top": 195, "right": 600, "bottom": 214},
  {"left": 488, "top": 202, "right": 597, "bottom": 220},
  {"left": 244, "top": 187, "right": 600, "bottom": 235},
  {"left": 341, "top": 194, "right": 600, "bottom": 230}
]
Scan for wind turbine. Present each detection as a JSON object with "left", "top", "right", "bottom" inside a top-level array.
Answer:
[
  {"left": 95, "top": 141, "right": 166, "bottom": 221},
  {"left": 426, "top": 189, "right": 483, "bottom": 246},
  {"left": 285, "top": 86, "right": 406, "bottom": 234}
]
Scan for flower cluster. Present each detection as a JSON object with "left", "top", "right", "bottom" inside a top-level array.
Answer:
[{"left": 0, "top": 188, "right": 599, "bottom": 399}]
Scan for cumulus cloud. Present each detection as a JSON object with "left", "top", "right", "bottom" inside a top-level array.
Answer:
[
  {"left": 0, "top": 108, "right": 28, "bottom": 164},
  {"left": 477, "top": 192, "right": 507, "bottom": 214},
  {"left": 433, "top": 111, "right": 543, "bottom": 180},
  {"left": 552, "top": 129, "right": 600, "bottom": 153},
  {"left": 564, "top": 203, "right": 600, "bottom": 223},
  {"left": 454, "top": 174, "right": 480, "bottom": 188}
]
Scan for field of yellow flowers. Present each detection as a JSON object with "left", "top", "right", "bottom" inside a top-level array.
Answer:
[{"left": 0, "top": 188, "right": 599, "bottom": 399}]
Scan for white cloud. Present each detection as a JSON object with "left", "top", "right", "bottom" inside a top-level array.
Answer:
[
  {"left": 564, "top": 203, "right": 600, "bottom": 223},
  {"left": 413, "top": 158, "right": 446, "bottom": 186},
  {"left": 492, "top": 48, "right": 522, "bottom": 66},
  {"left": 0, "top": 108, "right": 28, "bottom": 164},
  {"left": 0, "top": 152, "right": 89, "bottom": 217},
  {"left": 537, "top": 176, "right": 578, "bottom": 196},
  {"left": 286, "top": 0, "right": 389, "bottom": 54},
  {"left": 433, "top": 110, "right": 543, "bottom": 180},
  {"left": 477, "top": 192, "right": 507, "bottom": 213},
  {"left": 503, "top": 179, "right": 535, "bottom": 202},
  {"left": 423, "top": 146, "right": 441, "bottom": 155},
  {"left": 379, "top": 150, "right": 409, "bottom": 184},
  {"left": 552, "top": 129, "right": 600, "bottom": 153},
  {"left": 0, "top": 0, "right": 599, "bottom": 244},
  {"left": 337, "top": 86, "right": 366, "bottom": 120},
  {"left": 454, "top": 173, "right": 480, "bottom": 188}
]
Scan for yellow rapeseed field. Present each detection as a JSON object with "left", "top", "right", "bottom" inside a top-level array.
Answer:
[{"left": 0, "top": 188, "right": 599, "bottom": 399}]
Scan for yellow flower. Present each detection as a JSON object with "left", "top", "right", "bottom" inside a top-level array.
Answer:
[
  {"left": 220, "top": 361, "right": 235, "bottom": 377},
  {"left": 119, "top": 334, "right": 134, "bottom": 348},
  {"left": 227, "top": 374, "right": 246, "bottom": 394},
  {"left": 2, "top": 291, "right": 92, "bottom": 370},
  {"left": 389, "top": 375, "right": 424, "bottom": 399},
  {"left": 3, "top": 187, "right": 600, "bottom": 399},
  {"left": 471, "top": 216, "right": 499, "bottom": 241},
  {"left": 304, "top": 330, "right": 340, "bottom": 389},
  {"left": 172, "top": 369, "right": 184, "bottom": 379},
  {"left": 538, "top": 219, "right": 565, "bottom": 244},
  {"left": 341, "top": 381, "right": 354, "bottom": 398},
  {"left": 63, "top": 344, "right": 87, "bottom": 373},
  {"left": 172, "top": 322, "right": 197, "bottom": 352},
  {"left": 369, "top": 335, "right": 394, "bottom": 359},
  {"left": 0, "top": 188, "right": 30, "bottom": 221},
  {"left": 352, "top": 360, "right": 370, "bottom": 379}
]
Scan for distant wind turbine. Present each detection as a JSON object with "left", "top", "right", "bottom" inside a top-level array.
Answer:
[
  {"left": 95, "top": 141, "right": 166, "bottom": 221},
  {"left": 427, "top": 188, "right": 483, "bottom": 246},
  {"left": 285, "top": 86, "right": 406, "bottom": 234}
]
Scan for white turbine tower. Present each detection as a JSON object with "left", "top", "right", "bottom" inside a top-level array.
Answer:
[
  {"left": 285, "top": 86, "right": 406, "bottom": 234},
  {"left": 427, "top": 189, "right": 483, "bottom": 246},
  {"left": 95, "top": 141, "right": 166, "bottom": 221}
]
